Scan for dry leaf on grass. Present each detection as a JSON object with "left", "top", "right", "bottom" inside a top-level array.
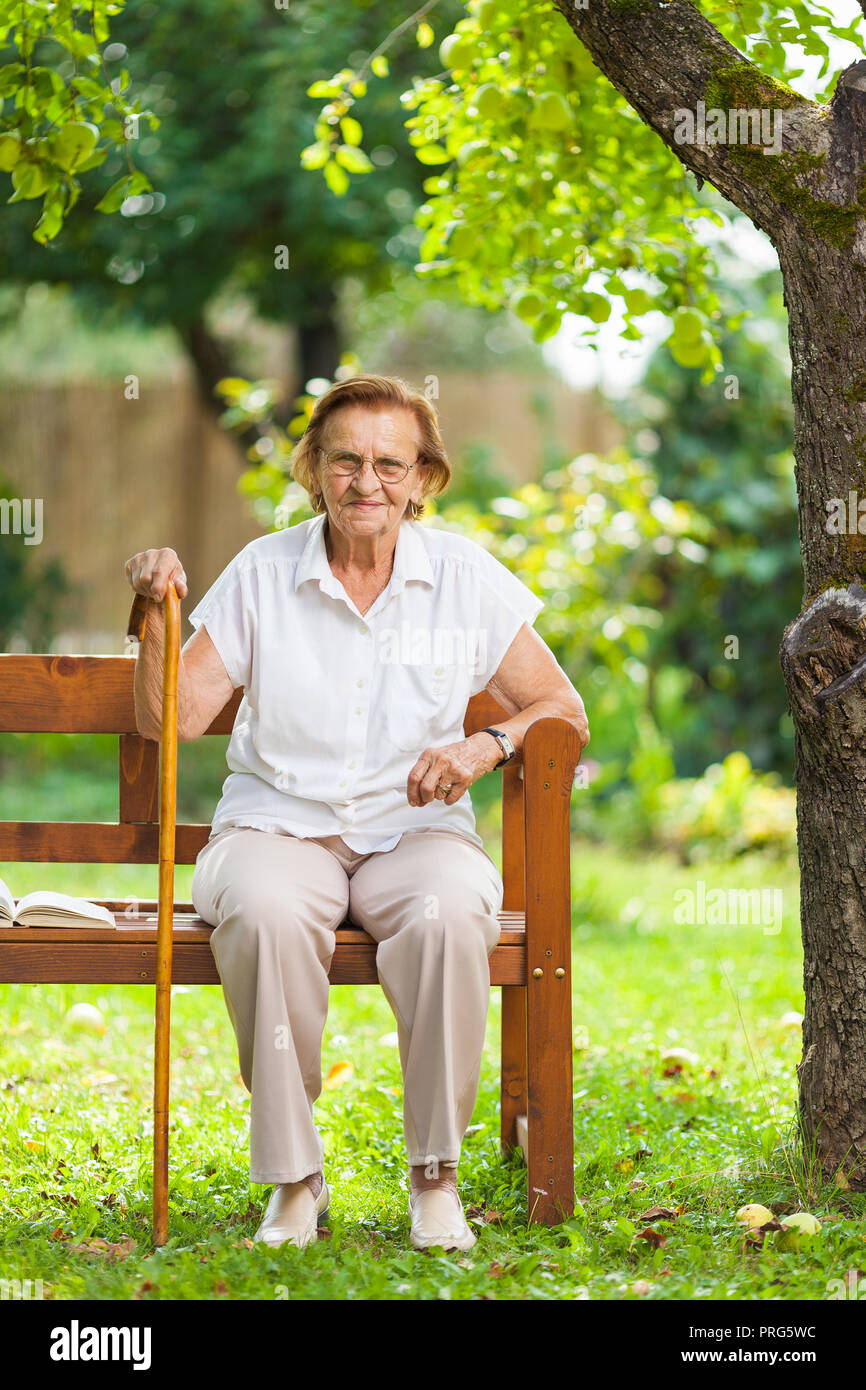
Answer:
[
  {"left": 635, "top": 1227, "right": 666, "bottom": 1250},
  {"left": 464, "top": 1206, "right": 502, "bottom": 1224},
  {"left": 67, "top": 1236, "right": 136, "bottom": 1260},
  {"left": 638, "top": 1205, "right": 679, "bottom": 1223}
]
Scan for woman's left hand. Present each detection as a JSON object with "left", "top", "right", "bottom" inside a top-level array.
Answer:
[{"left": 407, "top": 733, "right": 501, "bottom": 806}]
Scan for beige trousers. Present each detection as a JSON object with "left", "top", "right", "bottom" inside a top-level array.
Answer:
[{"left": 190, "top": 824, "right": 504, "bottom": 1185}]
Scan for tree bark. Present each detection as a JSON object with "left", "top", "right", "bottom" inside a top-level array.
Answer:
[
  {"left": 177, "top": 289, "right": 342, "bottom": 457},
  {"left": 550, "top": 0, "right": 866, "bottom": 1184},
  {"left": 781, "top": 588, "right": 866, "bottom": 1183}
]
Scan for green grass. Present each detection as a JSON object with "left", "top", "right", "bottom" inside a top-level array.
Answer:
[{"left": 2, "top": 821, "right": 864, "bottom": 1301}]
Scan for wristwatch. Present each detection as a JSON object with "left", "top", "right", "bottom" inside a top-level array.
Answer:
[{"left": 481, "top": 726, "right": 516, "bottom": 768}]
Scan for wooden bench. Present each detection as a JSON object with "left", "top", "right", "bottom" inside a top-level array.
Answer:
[{"left": 0, "top": 585, "right": 581, "bottom": 1240}]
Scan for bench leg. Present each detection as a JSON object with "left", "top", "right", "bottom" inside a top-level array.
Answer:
[
  {"left": 500, "top": 984, "right": 527, "bottom": 1154},
  {"left": 521, "top": 717, "right": 579, "bottom": 1226},
  {"left": 526, "top": 959, "right": 574, "bottom": 1225}
]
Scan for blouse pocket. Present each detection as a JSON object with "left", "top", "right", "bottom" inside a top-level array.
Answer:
[{"left": 384, "top": 659, "right": 463, "bottom": 756}]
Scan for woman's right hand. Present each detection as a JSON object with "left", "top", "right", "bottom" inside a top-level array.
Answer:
[{"left": 124, "top": 548, "right": 189, "bottom": 602}]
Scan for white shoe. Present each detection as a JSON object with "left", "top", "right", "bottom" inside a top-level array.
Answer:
[
  {"left": 409, "top": 1187, "right": 477, "bottom": 1251},
  {"left": 253, "top": 1178, "right": 330, "bottom": 1249}
]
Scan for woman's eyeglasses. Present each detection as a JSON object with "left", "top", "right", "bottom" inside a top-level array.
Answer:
[{"left": 317, "top": 447, "right": 417, "bottom": 484}]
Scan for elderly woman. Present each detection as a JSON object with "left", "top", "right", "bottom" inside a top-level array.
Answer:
[{"left": 124, "top": 373, "right": 589, "bottom": 1252}]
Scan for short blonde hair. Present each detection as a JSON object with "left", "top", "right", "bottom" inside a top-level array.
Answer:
[{"left": 290, "top": 374, "right": 452, "bottom": 521}]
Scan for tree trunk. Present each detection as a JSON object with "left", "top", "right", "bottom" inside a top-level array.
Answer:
[
  {"left": 177, "top": 291, "right": 342, "bottom": 455},
  {"left": 176, "top": 317, "right": 272, "bottom": 461},
  {"left": 776, "top": 181, "right": 866, "bottom": 1181},
  {"left": 297, "top": 311, "right": 341, "bottom": 391},
  {"left": 781, "top": 586, "right": 866, "bottom": 1185},
  {"left": 551, "top": 0, "right": 866, "bottom": 1186}
]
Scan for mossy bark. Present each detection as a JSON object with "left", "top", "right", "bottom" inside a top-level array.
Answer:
[{"left": 555, "top": 0, "right": 866, "bottom": 1185}]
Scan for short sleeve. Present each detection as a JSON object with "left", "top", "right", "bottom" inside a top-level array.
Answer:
[
  {"left": 187, "top": 552, "right": 255, "bottom": 690},
  {"left": 470, "top": 551, "right": 544, "bottom": 696}
]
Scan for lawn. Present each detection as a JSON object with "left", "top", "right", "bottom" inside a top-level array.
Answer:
[
  {"left": 1, "top": 742, "right": 863, "bottom": 1300},
  {"left": 0, "top": 739, "right": 861, "bottom": 1301}
]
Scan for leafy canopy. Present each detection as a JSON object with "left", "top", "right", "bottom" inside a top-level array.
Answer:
[
  {"left": 300, "top": 0, "right": 863, "bottom": 375},
  {"left": 0, "top": 0, "right": 155, "bottom": 243}
]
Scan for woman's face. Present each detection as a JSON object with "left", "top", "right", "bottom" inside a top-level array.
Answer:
[{"left": 314, "top": 405, "right": 428, "bottom": 541}]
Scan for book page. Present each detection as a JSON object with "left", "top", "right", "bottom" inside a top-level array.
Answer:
[
  {"left": 14, "top": 891, "right": 116, "bottom": 929},
  {"left": 0, "top": 876, "right": 15, "bottom": 922}
]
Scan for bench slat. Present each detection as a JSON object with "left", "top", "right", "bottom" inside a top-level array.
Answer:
[
  {"left": 0, "top": 939, "right": 525, "bottom": 986},
  {"left": 0, "top": 656, "right": 242, "bottom": 734},
  {"left": 0, "top": 655, "right": 508, "bottom": 737},
  {"left": 0, "top": 822, "right": 212, "bottom": 863},
  {"left": 0, "top": 914, "right": 525, "bottom": 945}
]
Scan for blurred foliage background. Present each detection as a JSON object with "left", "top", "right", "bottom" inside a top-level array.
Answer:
[{"left": 0, "top": 0, "right": 805, "bottom": 866}]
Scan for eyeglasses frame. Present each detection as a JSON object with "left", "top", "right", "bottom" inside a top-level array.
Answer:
[{"left": 315, "top": 446, "right": 420, "bottom": 485}]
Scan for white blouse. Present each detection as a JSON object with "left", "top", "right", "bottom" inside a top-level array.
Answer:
[{"left": 187, "top": 512, "right": 544, "bottom": 854}]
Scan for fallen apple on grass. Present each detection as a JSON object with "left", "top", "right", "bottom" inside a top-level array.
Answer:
[
  {"left": 735, "top": 1203, "right": 775, "bottom": 1230},
  {"left": 775, "top": 1212, "right": 822, "bottom": 1252}
]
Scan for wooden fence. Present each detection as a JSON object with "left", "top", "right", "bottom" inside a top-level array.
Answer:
[{"left": 0, "top": 370, "right": 618, "bottom": 651}]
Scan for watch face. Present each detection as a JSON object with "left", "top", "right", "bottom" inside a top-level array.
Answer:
[{"left": 493, "top": 730, "right": 515, "bottom": 761}]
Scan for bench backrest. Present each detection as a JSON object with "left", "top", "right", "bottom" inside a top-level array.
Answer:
[{"left": 0, "top": 655, "right": 525, "bottom": 904}]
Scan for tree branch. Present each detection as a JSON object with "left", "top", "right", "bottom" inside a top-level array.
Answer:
[{"left": 552, "top": 0, "right": 829, "bottom": 240}]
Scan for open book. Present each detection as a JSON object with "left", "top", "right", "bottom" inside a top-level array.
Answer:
[{"left": 0, "top": 876, "right": 116, "bottom": 929}]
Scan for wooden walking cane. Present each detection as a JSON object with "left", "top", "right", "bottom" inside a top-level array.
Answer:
[{"left": 127, "top": 580, "right": 181, "bottom": 1248}]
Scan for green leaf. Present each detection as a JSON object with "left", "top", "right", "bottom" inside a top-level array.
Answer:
[
  {"left": 10, "top": 162, "right": 50, "bottom": 201},
  {"left": 624, "top": 287, "right": 653, "bottom": 316},
  {"left": 533, "top": 309, "right": 562, "bottom": 342},
  {"left": 300, "top": 140, "right": 330, "bottom": 170},
  {"left": 51, "top": 121, "right": 99, "bottom": 172},
  {"left": 94, "top": 174, "right": 132, "bottom": 213},
  {"left": 414, "top": 143, "right": 451, "bottom": 165},
  {"left": 0, "top": 63, "right": 25, "bottom": 97},
  {"left": 671, "top": 307, "right": 706, "bottom": 345},
  {"left": 585, "top": 293, "right": 611, "bottom": 324},
  {"left": 323, "top": 159, "right": 349, "bottom": 196},
  {"left": 33, "top": 192, "right": 66, "bottom": 244},
  {"left": 334, "top": 144, "right": 372, "bottom": 174},
  {"left": 306, "top": 80, "right": 342, "bottom": 99},
  {"left": 339, "top": 116, "right": 363, "bottom": 147},
  {"left": 0, "top": 131, "right": 22, "bottom": 171},
  {"left": 70, "top": 76, "right": 108, "bottom": 100}
]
